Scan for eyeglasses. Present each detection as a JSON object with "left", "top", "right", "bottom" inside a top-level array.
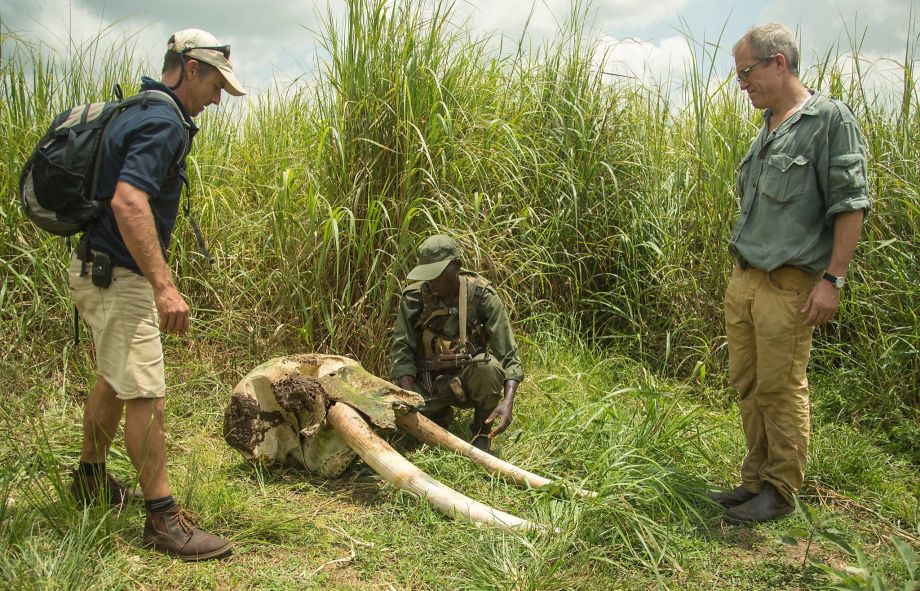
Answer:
[
  {"left": 735, "top": 55, "right": 776, "bottom": 83},
  {"left": 181, "top": 45, "right": 230, "bottom": 59}
]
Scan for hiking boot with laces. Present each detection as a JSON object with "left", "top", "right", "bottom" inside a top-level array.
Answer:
[
  {"left": 71, "top": 468, "right": 138, "bottom": 508},
  {"left": 143, "top": 506, "right": 232, "bottom": 561}
]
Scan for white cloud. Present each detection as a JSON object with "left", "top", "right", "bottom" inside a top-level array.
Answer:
[
  {"left": 450, "top": 0, "right": 693, "bottom": 44},
  {"left": 594, "top": 0, "right": 693, "bottom": 29},
  {"left": 597, "top": 34, "right": 693, "bottom": 85},
  {"left": 1, "top": 0, "right": 342, "bottom": 93},
  {"left": 761, "top": 0, "right": 915, "bottom": 58},
  {"left": 2, "top": 0, "right": 914, "bottom": 102}
]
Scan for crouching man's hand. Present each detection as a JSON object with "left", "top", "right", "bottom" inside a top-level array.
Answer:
[{"left": 485, "top": 379, "right": 519, "bottom": 438}]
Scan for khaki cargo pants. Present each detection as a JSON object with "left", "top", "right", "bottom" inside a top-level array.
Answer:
[{"left": 724, "top": 265, "right": 819, "bottom": 503}]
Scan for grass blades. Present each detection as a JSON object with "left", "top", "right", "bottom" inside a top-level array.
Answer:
[{"left": 0, "top": 0, "right": 917, "bottom": 588}]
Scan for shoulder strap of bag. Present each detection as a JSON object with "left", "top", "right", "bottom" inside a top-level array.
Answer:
[
  {"left": 122, "top": 88, "right": 211, "bottom": 263},
  {"left": 458, "top": 274, "right": 468, "bottom": 347}
]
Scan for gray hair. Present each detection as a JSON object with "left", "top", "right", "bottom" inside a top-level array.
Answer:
[{"left": 733, "top": 23, "right": 800, "bottom": 76}]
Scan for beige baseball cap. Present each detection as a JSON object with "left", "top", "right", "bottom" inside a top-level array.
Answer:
[{"left": 168, "top": 28, "right": 245, "bottom": 96}]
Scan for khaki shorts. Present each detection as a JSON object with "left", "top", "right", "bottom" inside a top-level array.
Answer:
[{"left": 69, "top": 254, "right": 165, "bottom": 399}]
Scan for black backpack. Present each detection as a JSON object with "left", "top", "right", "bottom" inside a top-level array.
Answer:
[{"left": 19, "top": 88, "right": 189, "bottom": 236}]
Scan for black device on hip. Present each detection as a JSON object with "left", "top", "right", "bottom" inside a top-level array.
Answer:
[{"left": 91, "top": 252, "right": 113, "bottom": 288}]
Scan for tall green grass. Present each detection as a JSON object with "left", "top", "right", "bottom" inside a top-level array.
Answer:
[{"left": 1, "top": 0, "right": 917, "bottom": 456}]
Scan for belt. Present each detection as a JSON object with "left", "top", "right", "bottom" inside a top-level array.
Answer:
[
  {"left": 738, "top": 257, "right": 753, "bottom": 270},
  {"left": 77, "top": 248, "right": 136, "bottom": 271}
]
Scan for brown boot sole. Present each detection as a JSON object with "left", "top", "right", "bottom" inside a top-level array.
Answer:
[{"left": 145, "top": 540, "right": 233, "bottom": 562}]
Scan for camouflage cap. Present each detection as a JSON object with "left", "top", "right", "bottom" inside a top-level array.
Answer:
[{"left": 406, "top": 235, "right": 461, "bottom": 281}]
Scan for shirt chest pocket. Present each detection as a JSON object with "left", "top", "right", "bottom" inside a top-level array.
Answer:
[
  {"left": 759, "top": 153, "right": 812, "bottom": 204},
  {"left": 736, "top": 152, "right": 754, "bottom": 199}
]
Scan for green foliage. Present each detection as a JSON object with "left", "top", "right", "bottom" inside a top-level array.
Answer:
[
  {"left": 780, "top": 498, "right": 920, "bottom": 591},
  {"left": 3, "top": 0, "right": 916, "bottom": 455},
  {"left": 0, "top": 1, "right": 918, "bottom": 588}
]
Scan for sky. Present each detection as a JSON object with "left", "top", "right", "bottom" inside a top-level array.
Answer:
[{"left": 1, "top": 0, "right": 917, "bottom": 99}]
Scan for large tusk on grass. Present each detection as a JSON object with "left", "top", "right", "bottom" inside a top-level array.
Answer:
[
  {"left": 327, "top": 402, "right": 539, "bottom": 531},
  {"left": 396, "top": 411, "right": 597, "bottom": 500}
]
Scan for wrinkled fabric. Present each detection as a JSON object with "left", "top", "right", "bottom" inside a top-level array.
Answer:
[
  {"left": 730, "top": 92, "right": 870, "bottom": 273},
  {"left": 725, "top": 265, "right": 817, "bottom": 503}
]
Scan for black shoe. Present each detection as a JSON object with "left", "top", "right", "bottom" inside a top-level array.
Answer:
[
  {"left": 71, "top": 468, "right": 138, "bottom": 508},
  {"left": 471, "top": 435, "right": 491, "bottom": 454},
  {"left": 725, "top": 482, "right": 793, "bottom": 524},
  {"left": 707, "top": 485, "right": 757, "bottom": 508},
  {"left": 428, "top": 407, "right": 454, "bottom": 429}
]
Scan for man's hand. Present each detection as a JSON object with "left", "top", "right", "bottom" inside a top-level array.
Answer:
[
  {"left": 801, "top": 280, "right": 840, "bottom": 326},
  {"left": 155, "top": 284, "right": 190, "bottom": 335},
  {"left": 801, "top": 209, "right": 864, "bottom": 326},
  {"left": 485, "top": 379, "right": 518, "bottom": 438},
  {"left": 111, "top": 180, "right": 190, "bottom": 335}
]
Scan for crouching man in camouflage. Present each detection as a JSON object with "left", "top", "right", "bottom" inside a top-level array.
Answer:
[{"left": 390, "top": 235, "right": 524, "bottom": 454}]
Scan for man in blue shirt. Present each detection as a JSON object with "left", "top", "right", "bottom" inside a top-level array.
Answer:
[{"left": 68, "top": 28, "right": 244, "bottom": 561}]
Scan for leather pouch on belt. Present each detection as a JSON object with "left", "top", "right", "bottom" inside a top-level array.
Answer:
[{"left": 447, "top": 376, "right": 466, "bottom": 403}]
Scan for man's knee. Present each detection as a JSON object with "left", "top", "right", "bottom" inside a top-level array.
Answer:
[
  {"left": 462, "top": 361, "right": 504, "bottom": 407},
  {"left": 125, "top": 397, "right": 166, "bottom": 428},
  {"left": 91, "top": 375, "right": 119, "bottom": 399}
]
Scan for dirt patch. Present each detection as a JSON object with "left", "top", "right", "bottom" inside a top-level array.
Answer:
[
  {"left": 272, "top": 373, "right": 326, "bottom": 413},
  {"left": 223, "top": 394, "right": 286, "bottom": 453}
]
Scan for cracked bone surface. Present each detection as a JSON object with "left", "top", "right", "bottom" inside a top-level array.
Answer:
[{"left": 224, "top": 354, "right": 583, "bottom": 530}]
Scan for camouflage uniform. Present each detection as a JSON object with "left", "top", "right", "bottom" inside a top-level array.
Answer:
[{"left": 390, "top": 271, "right": 523, "bottom": 419}]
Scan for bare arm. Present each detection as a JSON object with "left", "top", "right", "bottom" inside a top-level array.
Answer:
[
  {"left": 802, "top": 209, "right": 865, "bottom": 326},
  {"left": 110, "top": 180, "right": 190, "bottom": 335},
  {"left": 485, "top": 379, "right": 518, "bottom": 438}
]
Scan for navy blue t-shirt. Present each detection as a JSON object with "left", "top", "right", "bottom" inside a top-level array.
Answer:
[{"left": 88, "top": 77, "right": 199, "bottom": 273}]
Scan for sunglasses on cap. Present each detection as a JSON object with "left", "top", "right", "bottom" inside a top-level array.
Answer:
[{"left": 181, "top": 45, "right": 230, "bottom": 59}]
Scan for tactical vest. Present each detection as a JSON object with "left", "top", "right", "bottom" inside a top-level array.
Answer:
[{"left": 412, "top": 272, "right": 491, "bottom": 363}]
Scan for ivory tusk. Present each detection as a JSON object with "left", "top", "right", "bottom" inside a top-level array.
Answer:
[
  {"left": 326, "top": 403, "right": 539, "bottom": 531},
  {"left": 395, "top": 411, "right": 597, "bottom": 499}
]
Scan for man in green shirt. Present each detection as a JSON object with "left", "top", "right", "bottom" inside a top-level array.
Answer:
[
  {"left": 710, "top": 23, "right": 871, "bottom": 523},
  {"left": 390, "top": 235, "right": 524, "bottom": 454}
]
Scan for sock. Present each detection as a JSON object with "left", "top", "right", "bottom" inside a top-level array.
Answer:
[{"left": 145, "top": 495, "right": 176, "bottom": 513}]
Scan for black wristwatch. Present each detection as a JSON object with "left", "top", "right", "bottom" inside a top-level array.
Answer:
[{"left": 822, "top": 272, "right": 845, "bottom": 289}]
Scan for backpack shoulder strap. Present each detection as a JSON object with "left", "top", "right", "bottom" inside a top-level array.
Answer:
[
  {"left": 458, "top": 274, "right": 469, "bottom": 346},
  {"left": 122, "top": 90, "right": 191, "bottom": 166},
  {"left": 121, "top": 90, "right": 212, "bottom": 263},
  {"left": 461, "top": 272, "right": 490, "bottom": 319}
]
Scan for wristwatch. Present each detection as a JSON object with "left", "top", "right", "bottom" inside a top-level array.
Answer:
[{"left": 822, "top": 272, "right": 845, "bottom": 289}]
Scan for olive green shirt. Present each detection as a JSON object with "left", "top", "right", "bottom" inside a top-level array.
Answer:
[
  {"left": 390, "top": 276, "right": 524, "bottom": 383},
  {"left": 729, "top": 92, "right": 871, "bottom": 273}
]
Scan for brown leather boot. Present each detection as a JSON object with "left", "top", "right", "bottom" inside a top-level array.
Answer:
[
  {"left": 707, "top": 484, "right": 757, "bottom": 508},
  {"left": 71, "top": 468, "right": 139, "bottom": 508},
  {"left": 143, "top": 507, "right": 232, "bottom": 561},
  {"left": 724, "top": 482, "right": 793, "bottom": 524}
]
